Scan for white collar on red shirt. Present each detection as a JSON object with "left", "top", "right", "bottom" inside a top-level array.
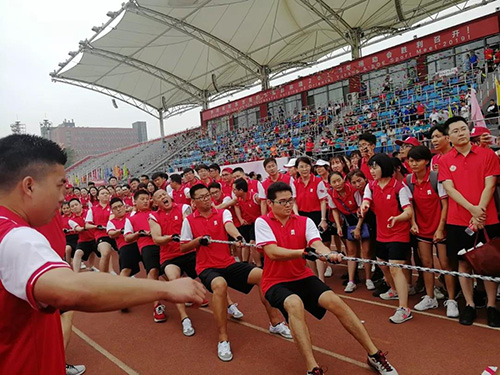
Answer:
[
  {"left": 192, "top": 207, "right": 218, "bottom": 219},
  {"left": 410, "top": 169, "right": 431, "bottom": 184}
]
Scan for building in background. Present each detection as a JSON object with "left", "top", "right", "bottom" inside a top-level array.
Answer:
[{"left": 42, "top": 119, "right": 147, "bottom": 159}]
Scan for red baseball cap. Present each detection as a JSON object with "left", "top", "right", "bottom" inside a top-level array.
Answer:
[
  {"left": 470, "top": 127, "right": 491, "bottom": 138},
  {"left": 221, "top": 167, "right": 233, "bottom": 174},
  {"left": 65, "top": 183, "right": 73, "bottom": 189},
  {"left": 395, "top": 136, "right": 421, "bottom": 147}
]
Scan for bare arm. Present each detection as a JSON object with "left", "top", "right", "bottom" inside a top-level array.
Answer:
[
  {"left": 262, "top": 243, "right": 304, "bottom": 261},
  {"left": 33, "top": 268, "right": 205, "bottom": 312},
  {"left": 479, "top": 176, "right": 497, "bottom": 211},
  {"left": 149, "top": 219, "right": 172, "bottom": 245},
  {"left": 260, "top": 199, "right": 268, "bottom": 216},
  {"left": 108, "top": 229, "right": 122, "bottom": 239},
  {"left": 234, "top": 205, "right": 247, "bottom": 226},
  {"left": 224, "top": 221, "right": 242, "bottom": 239},
  {"left": 124, "top": 232, "right": 140, "bottom": 243},
  {"left": 180, "top": 238, "right": 201, "bottom": 253},
  {"left": 442, "top": 180, "right": 486, "bottom": 221}
]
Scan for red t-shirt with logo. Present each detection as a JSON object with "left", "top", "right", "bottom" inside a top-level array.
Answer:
[
  {"left": 35, "top": 213, "right": 66, "bottom": 259},
  {"left": 293, "top": 175, "right": 328, "bottom": 212},
  {"left": 124, "top": 210, "right": 156, "bottom": 251},
  {"left": 68, "top": 210, "right": 95, "bottom": 243},
  {"left": 85, "top": 204, "right": 112, "bottom": 240},
  {"left": 255, "top": 212, "right": 320, "bottom": 294},
  {"left": 360, "top": 157, "right": 374, "bottom": 181},
  {"left": 106, "top": 215, "right": 130, "bottom": 250},
  {"left": 236, "top": 192, "right": 261, "bottom": 224}
]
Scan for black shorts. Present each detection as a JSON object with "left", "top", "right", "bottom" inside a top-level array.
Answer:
[
  {"left": 141, "top": 245, "right": 160, "bottom": 274},
  {"left": 75, "top": 240, "right": 99, "bottom": 261},
  {"left": 198, "top": 262, "right": 256, "bottom": 294},
  {"left": 97, "top": 236, "right": 117, "bottom": 250},
  {"left": 364, "top": 210, "right": 377, "bottom": 241},
  {"left": 299, "top": 211, "right": 331, "bottom": 242},
  {"left": 239, "top": 224, "right": 256, "bottom": 242},
  {"left": 265, "top": 276, "right": 331, "bottom": 322},
  {"left": 376, "top": 241, "right": 410, "bottom": 261},
  {"left": 119, "top": 243, "right": 141, "bottom": 276},
  {"left": 446, "top": 223, "right": 500, "bottom": 260},
  {"left": 160, "top": 252, "right": 197, "bottom": 279},
  {"left": 66, "top": 234, "right": 79, "bottom": 252}
]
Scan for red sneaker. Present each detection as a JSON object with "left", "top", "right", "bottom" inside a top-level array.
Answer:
[{"left": 153, "top": 303, "right": 167, "bottom": 323}]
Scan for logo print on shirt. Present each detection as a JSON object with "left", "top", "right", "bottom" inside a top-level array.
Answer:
[
  {"left": 213, "top": 220, "right": 218, "bottom": 225},
  {"left": 310, "top": 188, "right": 314, "bottom": 193},
  {"left": 427, "top": 190, "right": 432, "bottom": 195},
  {"left": 450, "top": 165, "right": 457, "bottom": 172},
  {"left": 386, "top": 194, "right": 391, "bottom": 199},
  {"left": 291, "top": 229, "right": 295, "bottom": 235},
  {"left": 174, "top": 216, "right": 178, "bottom": 220}
]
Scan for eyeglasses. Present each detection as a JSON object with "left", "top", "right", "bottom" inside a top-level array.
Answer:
[
  {"left": 194, "top": 194, "right": 211, "bottom": 201},
  {"left": 273, "top": 198, "right": 295, "bottom": 206}
]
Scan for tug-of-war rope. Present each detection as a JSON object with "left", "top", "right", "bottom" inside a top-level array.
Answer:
[{"left": 206, "top": 238, "right": 500, "bottom": 283}]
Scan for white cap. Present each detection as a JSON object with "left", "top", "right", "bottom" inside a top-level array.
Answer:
[
  {"left": 284, "top": 158, "right": 297, "bottom": 168},
  {"left": 314, "top": 159, "right": 329, "bottom": 167}
]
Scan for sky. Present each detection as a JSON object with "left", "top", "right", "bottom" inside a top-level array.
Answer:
[{"left": 1, "top": 0, "right": 498, "bottom": 140}]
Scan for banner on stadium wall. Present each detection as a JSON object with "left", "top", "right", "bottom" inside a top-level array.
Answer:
[
  {"left": 221, "top": 157, "right": 289, "bottom": 177},
  {"left": 435, "top": 67, "right": 459, "bottom": 78},
  {"left": 201, "top": 14, "right": 499, "bottom": 122}
]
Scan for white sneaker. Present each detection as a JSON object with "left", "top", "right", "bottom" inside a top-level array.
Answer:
[
  {"left": 380, "top": 288, "right": 399, "bottom": 300},
  {"left": 217, "top": 341, "right": 233, "bottom": 362},
  {"left": 66, "top": 364, "right": 86, "bottom": 375},
  {"left": 227, "top": 303, "right": 244, "bottom": 319},
  {"left": 389, "top": 307, "right": 413, "bottom": 324},
  {"left": 414, "top": 295, "right": 438, "bottom": 311},
  {"left": 90, "top": 266, "right": 99, "bottom": 272},
  {"left": 344, "top": 281, "right": 357, "bottom": 293},
  {"left": 358, "top": 262, "right": 364, "bottom": 270},
  {"left": 269, "top": 322, "right": 292, "bottom": 339},
  {"left": 181, "top": 317, "right": 195, "bottom": 336},
  {"left": 324, "top": 266, "right": 333, "bottom": 277},
  {"left": 366, "top": 279, "right": 375, "bottom": 290},
  {"left": 367, "top": 351, "right": 399, "bottom": 374},
  {"left": 444, "top": 299, "right": 459, "bottom": 318},
  {"left": 80, "top": 263, "right": 87, "bottom": 270},
  {"left": 434, "top": 287, "right": 446, "bottom": 300},
  {"left": 110, "top": 270, "right": 118, "bottom": 276}
]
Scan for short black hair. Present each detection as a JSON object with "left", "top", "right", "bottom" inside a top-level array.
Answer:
[
  {"left": 391, "top": 157, "right": 408, "bottom": 176},
  {"left": 209, "top": 163, "right": 220, "bottom": 173},
  {"left": 190, "top": 183, "right": 209, "bottom": 198},
  {"left": 110, "top": 197, "right": 123, "bottom": 206},
  {"left": 140, "top": 174, "right": 149, "bottom": 180},
  {"left": 183, "top": 167, "right": 194, "bottom": 175},
  {"left": 208, "top": 181, "right": 221, "bottom": 190},
  {"left": 137, "top": 183, "right": 148, "bottom": 190},
  {"left": 130, "top": 177, "right": 140, "bottom": 184},
  {"left": 368, "top": 153, "right": 394, "bottom": 178},
  {"left": 88, "top": 181, "right": 96, "bottom": 186},
  {"left": 346, "top": 169, "right": 367, "bottom": 182},
  {"left": 267, "top": 181, "right": 292, "bottom": 200},
  {"left": 358, "top": 132, "right": 377, "bottom": 145},
  {"left": 133, "top": 189, "right": 149, "bottom": 200},
  {"left": 407, "top": 145, "right": 432, "bottom": 162},
  {"left": 122, "top": 184, "right": 130, "bottom": 189},
  {"left": 0, "top": 134, "right": 67, "bottom": 191},
  {"left": 232, "top": 167, "right": 244, "bottom": 174},
  {"left": 263, "top": 157, "right": 277, "bottom": 168},
  {"left": 151, "top": 171, "right": 168, "bottom": 180},
  {"left": 428, "top": 124, "right": 446, "bottom": 138},
  {"left": 73, "top": 187, "right": 81, "bottom": 191},
  {"left": 68, "top": 197, "right": 81, "bottom": 205},
  {"left": 443, "top": 116, "right": 468, "bottom": 135},
  {"left": 170, "top": 173, "right": 182, "bottom": 184},
  {"left": 108, "top": 176, "right": 117, "bottom": 182},
  {"left": 233, "top": 178, "right": 248, "bottom": 192},
  {"left": 295, "top": 156, "right": 312, "bottom": 168},
  {"left": 195, "top": 164, "right": 209, "bottom": 172}
]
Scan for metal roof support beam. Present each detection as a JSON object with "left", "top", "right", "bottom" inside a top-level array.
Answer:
[
  {"left": 158, "top": 108, "right": 165, "bottom": 142},
  {"left": 81, "top": 45, "right": 203, "bottom": 105},
  {"left": 259, "top": 66, "right": 271, "bottom": 91},
  {"left": 394, "top": 0, "right": 405, "bottom": 22},
  {"left": 127, "top": 2, "right": 264, "bottom": 82}
]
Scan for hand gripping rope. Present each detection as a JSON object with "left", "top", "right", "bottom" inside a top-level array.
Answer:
[{"left": 203, "top": 237, "right": 500, "bottom": 283}]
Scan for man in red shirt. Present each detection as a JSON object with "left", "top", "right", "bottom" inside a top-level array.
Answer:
[
  {"left": 438, "top": 116, "right": 500, "bottom": 327},
  {"left": 167, "top": 174, "right": 191, "bottom": 205},
  {"left": 260, "top": 157, "right": 297, "bottom": 215},
  {"left": 358, "top": 133, "right": 376, "bottom": 180},
  {"left": 152, "top": 171, "right": 169, "bottom": 190},
  {"left": 416, "top": 100, "right": 426, "bottom": 120},
  {"left": 220, "top": 167, "right": 234, "bottom": 197},
  {"left": 209, "top": 163, "right": 222, "bottom": 182},
  {"left": 255, "top": 181, "right": 398, "bottom": 375},
  {"left": 180, "top": 184, "right": 290, "bottom": 362},
  {"left": 68, "top": 198, "right": 98, "bottom": 272},
  {"left": 183, "top": 167, "right": 200, "bottom": 188},
  {"left": 395, "top": 136, "right": 421, "bottom": 171},
  {"left": 0, "top": 134, "right": 205, "bottom": 375},
  {"left": 196, "top": 164, "right": 213, "bottom": 187},
  {"left": 124, "top": 190, "right": 166, "bottom": 323},
  {"left": 429, "top": 124, "right": 453, "bottom": 171}
]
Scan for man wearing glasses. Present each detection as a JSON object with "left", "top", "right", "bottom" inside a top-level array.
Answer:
[
  {"left": 255, "top": 181, "right": 399, "bottom": 375},
  {"left": 180, "top": 184, "right": 291, "bottom": 362}
]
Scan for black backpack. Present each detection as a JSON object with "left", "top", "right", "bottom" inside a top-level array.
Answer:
[{"left": 405, "top": 171, "right": 439, "bottom": 195}]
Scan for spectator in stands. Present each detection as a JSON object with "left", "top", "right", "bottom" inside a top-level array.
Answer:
[
  {"left": 382, "top": 75, "right": 392, "bottom": 92},
  {"left": 209, "top": 163, "right": 221, "bottom": 182},
  {"left": 460, "top": 101, "right": 469, "bottom": 120},
  {"left": 469, "top": 52, "right": 479, "bottom": 70},
  {"left": 196, "top": 164, "right": 213, "bottom": 187},
  {"left": 429, "top": 109, "right": 440, "bottom": 124},
  {"left": 305, "top": 138, "right": 315, "bottom": 157},
  {"left": 494, "top": 48, "right": 500, "bottom": 67},
  {"left": 463, "top": 54, "right": 471, "bottom": 73},
  {"left": 484, "top": 46, "right": 494, "bottom": 71},
  {"left": 416, "top": 101, "right": 425, "bottom": 120},
  {"left": 485, "top": 99, "right": 498, "bottom": 123},
  {"left": 470, "top": 127, "right": 493, "bottom": 148}
]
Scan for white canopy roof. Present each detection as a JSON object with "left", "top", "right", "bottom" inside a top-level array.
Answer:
[{"left": 52, "top": 0, "right": 471, "bottom": 118}]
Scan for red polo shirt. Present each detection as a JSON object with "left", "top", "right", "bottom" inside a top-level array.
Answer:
[
  {"left": 85, "top": 204, "right": 112, "bottom": 240},
  {"left": 261, "top": 173, "right": 296, "bottom": 198},
  {"left": 255, "top": 212, "right": 320, "bottom": 294},
  {"left": 106, "top": 215, "right": 130, "bottom": 250},
  {"left": 68, "top": 210, "right": 95, "bottom": 243},
  {"left": 168, "top": 185, "right": 191, "bottom": 205},
  {"left": 60, "top": 214, "right": 76, "bottom": 237},
  {"left": 150, "top": 204, "right": 192, "bottom": 263},
  {"left": 122, "top": 196, "right": 134, "bottom": 208},
  {"left": 293, "top": 175, "right": 328, "bottom": 212},
  {"left": 363, "top": 178, "right": 412, "bottom": 243},
  {"left": 35, "top": 213, "right": 66, "bottom": 259},
  {"left": 236, "top": 192, "right": 261, "bottom": 224},
  {"left": 180, "top": 208, "right": 235, "bottom": 274},
  {"left": 409, "top": 171, "right": 447, "bottom": 238},
  {"left": 329, "top": 183, "right": 361, "bottom": 216},
  {"left": 221, "top": 180, "right": 233, "bottom": 197},
  {"left": 438, "top": 145, "right": 500, "bottom": 226},
  {"left": 360, "top": 157, "right": 374, "bottom": 181},
  {"left": 0, "top": 207, "right": 69, "bottom": 375},
  {"left": 124, "top": 210, "right": 156, "bottom": 251}
]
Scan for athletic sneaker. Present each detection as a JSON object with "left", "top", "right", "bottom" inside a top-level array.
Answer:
[
  {"left": 367, "top": 351, "right": 399, "bottom": 374},
  {"left": 434, "top": 287, "right": 446, "bottom": 300},
  {"left": 182, "top": 317, "right": 195, "bottom": 336},
  {"left": 217, "top": 341, "right": 233, "bottom": 362},
  {"left": 444, "top": 300, "right": 459, "bottom": 318},
  {"left": 389, "top": 307, "right": 413, "bottom": 324},
  {"left": 269, "top": 322, "right": 292, "bottom": 339},
  {"left": 227, "top": 303, "right": 244, "bottom": 319},
  {"left": 487, "top": 307, "right": 500, "bottom": 328},
  {"left": 414, "top": 295, "right": 438, "bottom": 311},
  {"left": 365, "top": 279, "right": 375, "bottom": 290},
  {"left": 153, "top": 303, "right": 167, "bottom": 323},
  {"left": 307, "top": 366, "right": 327, "bottom": 375},
  {"left": 90, "top": 266, "right": 99, "bottom": 272},
  {"left": 344, "top": 281, "right": 357, "bottom": 293},
  {"left": 80, "top": 263, "right": 87, "bottom": 270},
  {"left": 324, "top": 266, "right": 332, "bottom": 277},
  {"left": 459, "top": 305, "right": 476, "bottom": 325},
  {"left": 66, "top": 364, "right": 86, "bottom": 375},
  {"left": 380, "top": 288, "right": 398, "bottom": 300}
]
